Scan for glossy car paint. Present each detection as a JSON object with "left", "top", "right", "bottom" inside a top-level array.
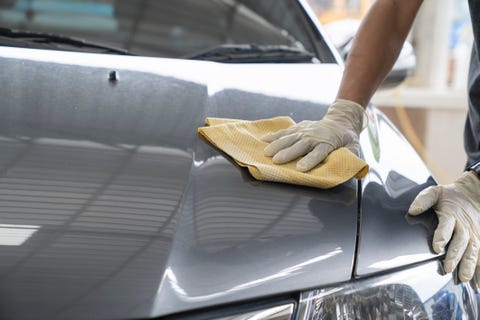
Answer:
[
  {"left": 0, "top": 3, "right": 441, "bottom": 318},
  {"left": 0, "top": 47, "right": 360, "bottom": 319},
  {"left": 357, "top": 107, "right": 439, "bottom": 276}
]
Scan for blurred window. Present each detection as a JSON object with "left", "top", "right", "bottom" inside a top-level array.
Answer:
[
  {"left": 0, "top": 0, "right": 316, "bottom": 58},
  {"left": 307, "top": 0, "right": 371, "bottom": 23},
  {"left": 309, "top": 0, "right": 360, "bottom": 12}
]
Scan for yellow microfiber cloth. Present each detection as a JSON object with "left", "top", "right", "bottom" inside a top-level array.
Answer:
[{"left": 198, "top": 116, "right": 369, "bottom": 189}]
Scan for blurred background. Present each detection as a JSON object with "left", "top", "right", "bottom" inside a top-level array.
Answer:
[{"left": 308, "top": 0, "right": 472, "bottom": 184}]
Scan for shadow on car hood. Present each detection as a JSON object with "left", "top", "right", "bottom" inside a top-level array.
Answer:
[{"left": 0, "top": 48, "right": 360, "bottom": 319}]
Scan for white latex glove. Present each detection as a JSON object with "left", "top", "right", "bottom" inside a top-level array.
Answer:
[
  {"left": 261, "top": 99, "right": 366, "bottom": 172},
  {"left": 408, "top": 172, "right": 480, "bottom": 283}
]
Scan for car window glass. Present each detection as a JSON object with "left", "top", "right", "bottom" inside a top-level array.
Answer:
[{"left": 0, "top": 0, "right": 317, "bottom": 58}]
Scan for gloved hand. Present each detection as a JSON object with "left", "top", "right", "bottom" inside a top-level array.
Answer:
[
  {"left": 261, "top": 99, "right": 366, "bottom": 172},
  {"left": 408, "top": 171, "right": 480, "bottom": 283}
]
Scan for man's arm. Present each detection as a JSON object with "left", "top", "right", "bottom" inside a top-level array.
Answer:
[
  {"left": 262, "top": 0, "right": 424, "bottom": 171},
  {"left": 337, "top": 0, "right": 423, "bottom": 107}
]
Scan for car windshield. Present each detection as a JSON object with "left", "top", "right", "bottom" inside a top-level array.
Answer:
[{"left": 0, "top": 0, "right": 317, "bottom": 59}]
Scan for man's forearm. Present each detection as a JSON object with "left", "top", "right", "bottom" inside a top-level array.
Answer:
[{"left": 336, "top": 0, "right": 423, "bottom": 108}]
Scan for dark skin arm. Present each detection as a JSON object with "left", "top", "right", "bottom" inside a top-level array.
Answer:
[
  {"left": 336, "top": 0, "right": 424, "bottom": 108},
  {"left": 261, "top": 1, "right": 425, "bottom": 170}
]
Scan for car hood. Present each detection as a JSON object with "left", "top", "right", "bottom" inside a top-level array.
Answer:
[{"left": 0, "top": 47, "right": 435, "bottom": 319}]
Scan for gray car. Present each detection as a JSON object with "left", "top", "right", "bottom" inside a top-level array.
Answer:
[{"left": 0, "top": 0, "right": 478, "bottom": 319}]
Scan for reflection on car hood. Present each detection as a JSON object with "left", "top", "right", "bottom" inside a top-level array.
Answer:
[
  {"left": 0, "top": 47, "right": 436, "bottom": 319},
  {"left": 0, "top": 47, "right": 357, "bottom": 319}
]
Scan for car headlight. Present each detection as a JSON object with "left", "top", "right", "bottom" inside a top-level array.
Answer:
[{"left": 297, "top": 260, "right": 478, "bottom": 319}]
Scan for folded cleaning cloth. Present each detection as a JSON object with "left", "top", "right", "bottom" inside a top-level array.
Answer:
[{"left": 198, "top": 116, "right": 369, "bottom": 189}]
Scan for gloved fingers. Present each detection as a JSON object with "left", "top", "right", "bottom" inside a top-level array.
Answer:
[
  {"left": 444, "top": 224, "right": 469, "bottom": 273},
  {"left": 296, "top": 143, "right": 334, "bottom": 172},
  {"left": 264, "top": 133, "right": 301, "bottom": 157},
  {"left": 408, "top": 186, "right": 441, "bottom": 216},
  {"left": 261, "top": 126, "right": 298, "bottom": 143},
  {"left": 272, "top": 139, "right": 313, "bottom": 164},
  {"left": 432, "top": 214, "right": 456, "bottom": 254},
  {"left": 458, "top": 237, "right": 480, "bottom": 282}
]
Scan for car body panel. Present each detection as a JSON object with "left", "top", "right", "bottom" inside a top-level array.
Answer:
[
  {"left": 0, "top": 47, "right": 360, "bottom": 319},
  {"left": 356, "top": 107, "right": 438, "bottom": 276},
  {"left": 0, "top": 0, "right": 453, "bottom": 319}
]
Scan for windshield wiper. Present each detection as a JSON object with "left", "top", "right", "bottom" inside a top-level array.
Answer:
[
  {"left": 185, "top": 44, "right": 319, "bottom": 63},
  {"left": 0, "top": 27, "right": 133, "bottom": 55}
]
